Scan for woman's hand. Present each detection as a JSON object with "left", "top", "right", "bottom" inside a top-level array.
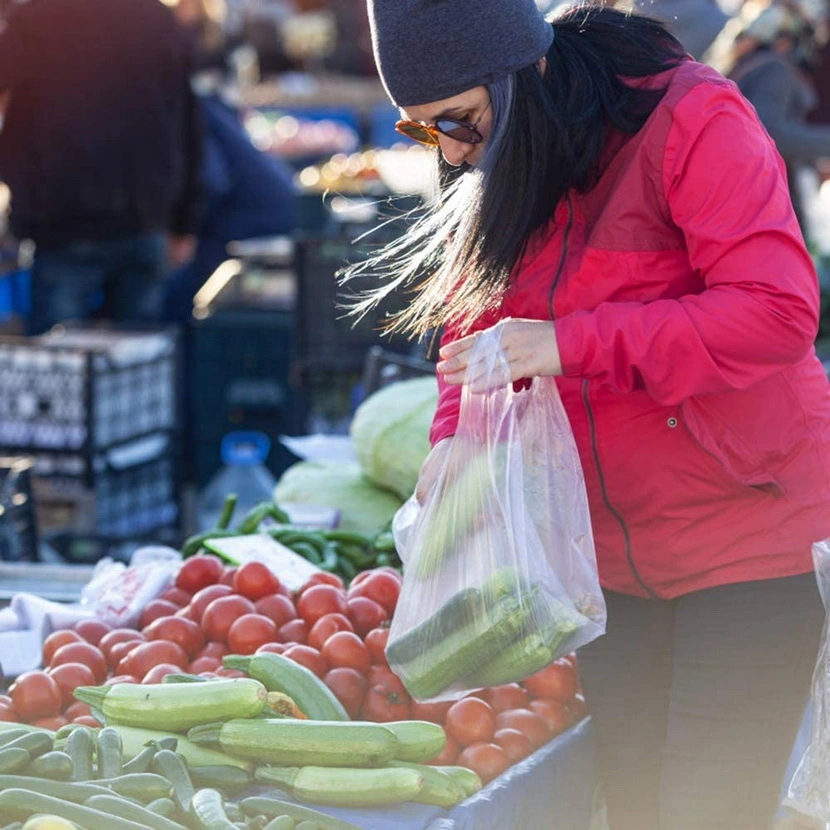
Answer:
[{"left": 436, "top": 318, "right": 562, "bottom": 388}]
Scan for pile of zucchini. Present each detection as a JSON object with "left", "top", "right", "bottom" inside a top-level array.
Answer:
[
  {"left": 182, "top": 497, "right": 401, "bottom": 580},
  {"left": 0, "top": 652, "right": 482, "bottom": 830}
]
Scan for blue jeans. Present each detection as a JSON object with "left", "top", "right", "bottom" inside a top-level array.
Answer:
[
  {"left": 577, "top": 573, "right": 824, "bottom": 829},
  {"left": 27, "top": 233, "right": 167, "bottom": 335}
]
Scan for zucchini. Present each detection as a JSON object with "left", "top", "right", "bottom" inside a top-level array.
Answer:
[
  {"left": 121, "top": 744, "right": 157, "bottom": 774},
  {"left": 161, "top": 673, "right": 210, "bottom": 684},
  {"left": 2, "top": 732, "right": 53, "bottom": 759},
  {"left": 188, "top": 719, "right": 399, "bottom": 767},
  {"left": 95, "top": 772, "right": 173, "bottom": 802},
  {"left": 0, "top": 729, "right": 32, "bottom": 747},
  {"left": 295, "top": 823, "right": 321, "bottom": 830},
  {"left": 189, "top": 787, "right": 235, "bottom": 830},
  {"left": 110, "top": 725, "right": 252, "bottom": 772},
  {"left": 146, "top": 797, "right": 178, "bottom": 818},
  {"left": 262, "top": 817, "right": 295, "bottom": 830},
  {"left": 96, "top": 726, "right": 123, "bottom": 779},
  {"left": 188, "top": 765, "right": 252, "bottom": 794},
  {"left": 396, "top": 593, "right": 535, "bottom": 699},
  {"left": 24, "top": 751, "right": 73, "bottom": 780},
  {"left": 382, "top": 721, "right": 446, "bottom": 763},
  {"left": 387, "top": 760, "right": 464, "bottom": 807},
  {"left": 0, "top": 748, "right": 30, "bottom": 774},
  {"left": 150, "top": 749, "right": 195, "bottom": 813},
  {"left": 434, "top": 765, "right": 483, "bottom": 798},
  {"left": 83, "top": 794, "right": 187, "bottom": 830},
  {"left": 222, "top": 654, "right": 348, "bottom": 722},
  {"left": 64, "top": 726, "right": 94, "bottom": 781},
  {"left": 73, "top": 679, "right": 267, "bottom": 732},
  {"left": 0, "top": 788, "right": 147, "bottom": 829},
  {"left": 254, "top": 765, "right": 423, "bottom": 808},
  {"left": 239, "top": 797, "right": 361, "bottom": 830},
  {"left": 0, "top": 775, "right": 112, "bottom": 803}
]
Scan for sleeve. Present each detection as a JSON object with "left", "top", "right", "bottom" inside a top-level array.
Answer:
[
  {"left": 740, "top": 60, "right": 830, "bottom": 163},
  {"left": 553, "top": 80, "right": 820, "bottom": 406}
]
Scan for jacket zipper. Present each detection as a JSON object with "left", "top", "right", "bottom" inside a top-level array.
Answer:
[{"left": 581, "top": 379, "right": 658, "bottom": 598}]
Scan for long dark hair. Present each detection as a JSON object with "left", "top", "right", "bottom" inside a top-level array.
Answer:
[{"left": 344, "top": 5, "right": 687, "bottom": 337}]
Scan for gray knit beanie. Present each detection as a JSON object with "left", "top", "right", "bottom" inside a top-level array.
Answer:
[{"left": 368, "top": 0, "right": 554, "bottom": 107}]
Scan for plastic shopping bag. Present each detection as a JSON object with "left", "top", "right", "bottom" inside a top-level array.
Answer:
[
  {"left": 784, "top": 538, "right": 830, "bottom": 823},
  {"left": 386, "top": 325, "right": 606, "bottom": 701}
]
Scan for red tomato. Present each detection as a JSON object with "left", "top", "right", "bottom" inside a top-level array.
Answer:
[
  {"left": 9, "top": 671, "right": 62, "bottom": 721},
  {"left": 175, "top": 606, "right": 196, "bottom": 621},
  {"left": 32, "top": 715, "right": 68, "bottom": 730},
  {"left": 494, "top": 708, "right": 551, "bottom": 749},
  {"left": 568, "top": 692, "right": 588, "bottom": 723},
  {"left": 104, "top": 674, "right": 139, "bottom": 686},
  {"left": 529, "top": 699, "right": 572, "bottom": 737},
  {"left": 123, "top": 640, "right": 189, "bottom": 679},
  {"left": 323, "top": 667, "right": 368, "bottom": 719},
  {"left": 321, "top": 631, "right": 371, "bottom": 674},
  {"left": 522, "top": 659, "right": 577, "bottom": 704},
  {"left": 364, "top": 628, "right": 390, "bottom": 666},
  {"left": 63, "top": 701, "right": 91, "bottom": 721},
  {"left": 426, "top": 733, "right": 459, "bottom": 766},
  {"left": 158, "top": 586, "right": 193, "bottom": 607},
  {"left": 188, "top": 584, "right": 234, "bottom": 622},
  {"left": 72, "top": 619, "right": 112, "bottom": 646},
  {"left": 254, "top": 594, "right": 298, "bottom": 628},
  {"left": 278, "top": 619, "right": 309, "bottom": 645},
  {"left": 176, "top": 554, "right": 224, "bottom": 593},
  {"left": 410, "top": 698, "right": 454, "bottom": 725},
  {"left": 107, "top": 639, "right": 142, "bottom": 671},
  {"left": 201, "top": 595, "right": 256, "bottom": 643},
  {"left": 445, "top": 697, "right": 496, "bottom": 747},
  {"left": 361, "top": 683, "right": 411, "bottom": 722},
  {"left": 138, "top": 599, "right": 180, "bottom": 630},
  {"left": 227, "top": 614, "right": 279, "bottom": 655},
  {"left": 0, "top": 695, "right": 10, "bottom": 707},
  {"left": 283, "top": 645, "right": 328, "bottom": 679},
  {"left": 349, "top": 566, "right": 401, "bottom": 589},
  {"left": 50, "top": 642, "right": 107, "bottom": 684},
  {"left": 255, "top": 642, "right": 287, "bottom": 656},
  {"left": 141, "top": 663, "right": 184, "bottom": 684},
  {"left": 215, "top": 667, "right": 246, "bottom": 678},
  {"left": 299, "top": 572, "right": 345, "bottom": 593},
  {"left": 196, "top": 641, "right": 229, "bottom": 660},
  {"left": 219, "top": 566, "right": 238, "bottom": 587},
  {"left": 481, "top": 683, "right": 529, "bottom": 714},
  {"left": 366, "top": 665, "right": 405, "bottom": 692},
  {"left": 189, "top": 656, "right": 221, "bottom": 674},
  {"left": 346, "top": 597, "right": 388, "bottom": 638},
  {"left": 457, "top": 742, "right": 510, "bottom": 784},
  {"left": 73, "top": 715, "right": 103, "bottom": 727},
  {"left": 99, "top": 628, "right": 145, "bottom": 662},
  {"left": 42, "top": 629, "right": 83, "bottom": 665},
  {"left": 142, "top": 615, "right": 205, "bottom": 658},
  {"left": 494, "top": 727, "right": 533, "bottom": 764},
  {"left": 348, "top": 572, "right": 400, "bottom": 616},
  {"left": 47, "top": 662, "right": 97, "bottom": 709},
  {"left": 296, "top": 585, "right": 348, "bottom": 628},
  {"left": 308, "top": 613, "right": 354, "bottom": 651},
  {"left": 233, "top": 562, "right": 282, "bottom": 600},
  {"left": 0, "top": 703, "right": 16, "bottom": 722}
]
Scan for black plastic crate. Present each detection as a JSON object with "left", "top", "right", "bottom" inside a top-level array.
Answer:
[
  {"left": 33, "top": 437, "right": 181, "bottom": 543},
  {"left": 0, "top": 455, "right": 39, "bottom": 562},
  {"left": 0, "top": 327, "right": 180, "bottom": 481}
]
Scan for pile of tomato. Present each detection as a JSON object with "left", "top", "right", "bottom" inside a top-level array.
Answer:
[{"left": 0, "top": 555, "right": 587, "bottom": 785}]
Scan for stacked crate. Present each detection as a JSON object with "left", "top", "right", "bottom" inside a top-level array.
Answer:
[{"left": 0, "top": 327, "right": 181, "bottom": 559}]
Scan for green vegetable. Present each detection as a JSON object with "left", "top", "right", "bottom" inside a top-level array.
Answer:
[
  {"left": 0, "top": 748, "right": 30, "bottom": 775},
  {"left": 151, "top": 750, "right": 195, "bottom": 813},
  {"left": 189, "top": 787, "right": 235, "bottom": 830},
  {"left": 387, "top": 760, "right": 464, "bottom": 807},
  {"left": 93, "top": 772, "right": 172, "bottom": 802},
  {"left": 433, "top": 765, "right": 483, "bottom": 798},
  {"left": 0, "top": 775, "right": 112, "bottom": 803},
  {"left": 96, "top": 726, "right": 123, "bottom": 779},
  {"left": 72, "top": 678, "right": 267, "bottom": 732},
  {"left": 350, "top": 376, "right": 437, "bottom": 500},
  {"left": 24, "top": 751, "right": 73, "bottom": 781},
  {"left": 83, "top": 794, "right": 187, "bottom": 830},
  {"left": 188, "top": 719, "right": 399, "bottom": 767},
  {"left": 253, "top": 765, "right": 423, "bottom": 808},
  {"left": 65, "top": 726, "right": 94, "bottom": 781},
  {"left": 2, "top": 732, "right": 52, "bottom": 759},
  {"left": 239, "top": 796, "right": 362, "bottom": 829},
  {"left": 262, "top": 816, "right": 296, "bottom": 830},
  {"left": 0, "top": 789, "right": 147, "bottom": 829},
  {"left": 274, "top": 461, "right": 403, "bottom": 536},
  {"left": 216, "top": 494, "right": 238, "bottom": 529},
  {"left": 187, "top": 765, "right": 252, "bottom": 794},
  {"left": 222, "top": 653, "right": 348, "bottom": 722},
  {"left": 382, "top": 721, "right": 446, "bottom": 763}
]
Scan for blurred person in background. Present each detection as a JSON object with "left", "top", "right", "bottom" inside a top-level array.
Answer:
[
  {"left": 0, "top": 0, "right": 203, "bottom": 335},
  {"left": 707, "top": 0, "right": 830, "bottom": 232}
]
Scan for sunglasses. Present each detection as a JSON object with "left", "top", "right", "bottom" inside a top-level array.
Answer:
[{"left": 395, "top": 103, "right": 491, "bottom": 146}]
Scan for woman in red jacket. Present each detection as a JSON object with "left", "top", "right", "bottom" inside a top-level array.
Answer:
[{"left": 357, "top": 2, "right": 830, "bottom": 827}]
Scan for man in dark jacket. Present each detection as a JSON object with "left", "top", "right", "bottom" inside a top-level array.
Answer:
[{"left": 0, "top": 0, "right": 203, "bottom": 334}]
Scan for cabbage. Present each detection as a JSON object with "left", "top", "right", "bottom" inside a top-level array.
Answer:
[
  {"left": 274, "top": 460, "right": 403, "bottom": 535},
  {"left": 350, "top": 376, "right": 438, "bottom": 500}
]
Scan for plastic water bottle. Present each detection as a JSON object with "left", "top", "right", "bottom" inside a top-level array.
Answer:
[{"left": 196, "top": 431, "right": 277, "bottom": 532}]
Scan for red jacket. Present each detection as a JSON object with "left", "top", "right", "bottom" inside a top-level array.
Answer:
[{"left": 430, "top": 61, "right": 830, "bottom": 599}]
